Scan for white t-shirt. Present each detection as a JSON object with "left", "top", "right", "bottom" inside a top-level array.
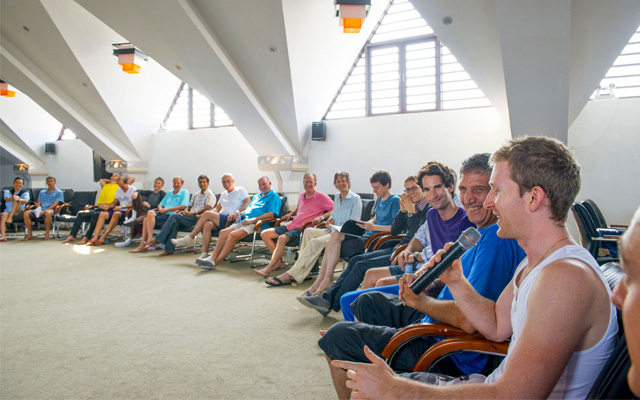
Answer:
[
  {"left": 218, "top": 186, "right": 249, "bottom": 215},
  {"left": 115, "top": 185, "right": 137, "bottom": 207}
]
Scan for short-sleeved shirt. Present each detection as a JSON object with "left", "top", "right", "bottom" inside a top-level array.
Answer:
[
  {"left": 189, "top": 189, "right": 217, "bottom": 213},
  {"left": 366, "top": 194, "right": 401, "bottom": 237},
  {"left": 330, "top": 191, "right": 362, "bottom": 227},
  {"left": 97, "top": 183, "right": 119, "bottom": 205},
  {"left": 287, "top": 191, "right": 334, "bottom": 231},
  {"left": 243, "top": 190, "right": 282, "bottom": 221},
  {"left": 145, "top": 190, "right": 166, "bottom": 210},
  {"left": 37, "top": 188, "right": 64, "bottom": 209},
  {"left": 115, "top": 185, "right": 137, "bottom": 207},
  {"left": 426, "top": 206, "right": 474, "bottom": 252},
  {"left": 422, "top": 223, "right": 526, "bottom": 374},
  {"left": 159, "top": 189, "right": 190, "bottom": 215},
  {"left": 218, "top": 186, "right": 250, "bottom": 215},
  {"left": 3, "top": 189, "right": 30, "bottom": 212}
]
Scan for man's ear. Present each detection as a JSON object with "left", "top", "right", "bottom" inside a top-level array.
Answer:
[{"left": 528, "top": 186, "right": 546, "bottom": 212}]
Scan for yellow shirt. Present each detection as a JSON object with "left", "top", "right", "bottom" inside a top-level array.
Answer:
[{"left": 96, "top": 183, "right": 119, "bottom": 205}]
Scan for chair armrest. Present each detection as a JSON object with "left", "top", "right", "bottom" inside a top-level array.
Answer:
[
  {"left": 373, "top": 235, "right": 404, "bottom": 251},
  {"left": 56, "top": 202, "right": 70, "bottom": 214},
  {"left": 315, "top": 222, "right": 328, "bottom": 229},
  {"left": 413, "top": 336, "right": 509, "bottom": 372},
  {"left": 381, "top": 322, "right": 478, "bottom": 361},
  {"left": 255, "top": 217, "right": 277, "bottom": 231},
  {"left": 364, "top": 231, "right": 388, "bottom": 251},
  {"left": 610, "top": 224, "right": 628, "bottom": 229},
  {"left": 390, "top": 244, "right": 409, "bottom": 264},
  {"left": 301, "top": 220, "right": 316, "bottom": 232}
]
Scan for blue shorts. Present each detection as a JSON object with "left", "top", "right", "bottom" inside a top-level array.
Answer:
[
  {"left": 274, "top": 225, "right": 301, "bottom": 241},
  {"left": 219, "top": 213, "right": 229, "bottom": 229}
]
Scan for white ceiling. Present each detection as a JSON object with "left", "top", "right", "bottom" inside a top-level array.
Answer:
[{"left": 1, "top": 0, "right": 639, "bottom": 164}]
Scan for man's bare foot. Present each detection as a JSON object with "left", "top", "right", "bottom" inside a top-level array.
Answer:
[
  {"left": 78, "top": 237, "right": 89, "bottom": 245},
  {"left": 255, "top": 267, "right": 271, "bottom": 277},
  {"left": 62, "top": 236, "right": 75, "bottom": 244},
  {"left": 158, "top": 251, "right": 173, "bottom": 257},
  {"left": 44, "top": 234, "right": 50, "bottom": 240},
  {"left": 7, "top": 217, "right": 12, "bottom": 224},
  {"left": 146, "top": 238, "right": 158, "bottom": 247},
  {"left": 319, "top": 330, "right": 327, "bottom": 336},
  {"left": 129, "top": 246, "right": 147, "bottom": 253},
  {"left": 0, "top": 237, "right": 6, "bottom": 242},
  {"left": 21, "top": 235, "right": 33, "bottom": 241}
]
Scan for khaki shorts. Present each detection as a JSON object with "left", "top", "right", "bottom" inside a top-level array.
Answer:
[
  {"left": 229, "top": 222, "right": 257, "bottom": 235},
  {"left": 2, "top": 208, "right": 24, "bottom": 217}
]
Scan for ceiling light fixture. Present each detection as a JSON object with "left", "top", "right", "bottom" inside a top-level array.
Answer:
[
  {"left": 0, "top": 80, "right": 16, "bottom": 97},
  {"left": 112, "top": 43, "right": 149, "bottom": 74},
  {"left": 335, "top": 0, "right": 371, "bottom": 34}
]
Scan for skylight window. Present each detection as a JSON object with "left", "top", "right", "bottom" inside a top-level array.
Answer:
[
  {"left": 163, "top": 83, "right": 233, "bottom": 131},
  {"left": 592, "top": 25, "right": 640, "bottom": 100},
  {"left": 324, "top": 0, "right": 489, "bottom": 120}
]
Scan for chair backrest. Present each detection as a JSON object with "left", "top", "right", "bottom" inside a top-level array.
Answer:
[
  {"left": 571, "top": 203, "right": 600, "bottom": 258},
  {"left": 68, "top": 191, "right": 98, "bottom": 215},
  {"left": 278, "top": 195, "right": 288, "bottom": 217},
  {"left": 361, "top": 198, "right": 375, "bottom": 220},
  {"left": 582, "top": 199, "right": 608, "bottom": 229},
  {"left": 357, "top": 192, "right": 374, "bottom": 200},
  {"left": 62, "top": 189, "right": 75, "bottom": 203},
  {"left": 586, "top": 261, "right": 633, "bottom": 399}
]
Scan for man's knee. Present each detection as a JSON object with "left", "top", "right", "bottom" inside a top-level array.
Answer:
[
  {"left": 229, "top": 229, "right": 247, "bottom": 242},
  {"left": 277, "top": 234, "right": 290, "bottom": 245},
  {"left": 318, "top": 321, "right": 362, "bottom": 361},
  {"left": 146, "top": 210, "right": 156, "bottom": 218}
]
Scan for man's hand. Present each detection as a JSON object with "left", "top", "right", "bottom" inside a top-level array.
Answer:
[
  {"left": 312, "top": 216, "right": 323, "bottom": 225},
  {"left": 400, "top": 193, "right": 416, "bottom": 214},
  {"left": 99, "top": 204, "right": 109, "bottom": 211},
  {"left": 242, "top": 217, "right": 255, "bottom": 226},
  {"left": 331, "top": 346, "right": 398, "bottom": 399},
  {"left": 398, "top": 274, "right": 432, "bottom": 310},
  {"left": 158, "top": 207, "right": 167, "bottom": 215},
  {"left": 356, "top": 220, "right": 374, "bottom": 231},
  {"left": 282, "top": 212, "right": 293, "bottom": 222},
  {"left": 12, "top": 194, "right": 20, "bottom": 201},
  {"left": 114, "top": 206, "right": 122, "bottom": 211},
  {"left": 142, "top": 201, "right": 150, "bottom": 208},
  {"left": 396, "top": 250, "right": 414, "bottom": 267},
  {"left": 132, "top": 192, "right": 138, "bottom": 200},
  {"left": 423, "top": 242, "right": 464, "bottom": 286}
]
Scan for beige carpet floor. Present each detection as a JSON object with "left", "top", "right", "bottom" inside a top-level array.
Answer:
[{"left": 1, "top": 231, "right": 342, "bottom": 399}]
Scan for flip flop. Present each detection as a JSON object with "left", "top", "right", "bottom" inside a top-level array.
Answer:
[
  {"left": 265, "top": 277, "right": 291, "bottom": 287},
  {"left": 93, "top": 240, "right": 104, "bottom": 246}
]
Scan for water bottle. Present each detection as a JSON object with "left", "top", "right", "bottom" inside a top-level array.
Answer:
[
  {"left": 404, "top": 262, "right": 414, "bottom": 274},
  {"left": 235, "top": 211, "right": 241, "bottom": 222},
  {"left": 285, "top": 249, "right": 293, "bottom": 264}
]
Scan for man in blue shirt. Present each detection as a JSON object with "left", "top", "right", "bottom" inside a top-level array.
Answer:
[
  {"left": 0, "top": 177, "right": 30, "bottom": 241},
  {"left": 196, "top": 176, "right": 281, "bottom": 270},
  {"left": 319, "top": 154, "right": 526, "bottom": 399},
  {"left": 23, "top": 176, "right": 64, "bottom": 241}
]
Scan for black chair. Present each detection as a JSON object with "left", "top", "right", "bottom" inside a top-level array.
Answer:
[
  {"left": 582, "top": 199, "right": 628, "bottom": 230},
  {"left": 53, "top": 191, "right": 98, "bottom": 237},
  {"left": 571, "top": 202, "right": 619, "bottom": 265}
]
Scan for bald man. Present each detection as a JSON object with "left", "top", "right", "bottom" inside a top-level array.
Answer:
[{"left": 612, "top": 206, "right": 640, "bottom": 396}]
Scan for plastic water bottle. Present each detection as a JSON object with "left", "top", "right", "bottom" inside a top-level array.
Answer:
[
  {"left": 404, "top": 263, "right": 414, "bottom": 274},
  {"left": 285, "top": 249, "right": 293, "bottom": 264}
]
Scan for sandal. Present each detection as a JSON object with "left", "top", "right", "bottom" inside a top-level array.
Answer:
[{"left": 265, "top": 277, "right": 292, "bottom": 287}]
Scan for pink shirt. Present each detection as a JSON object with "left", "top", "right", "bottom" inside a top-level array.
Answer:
[{"left": 287, "top": 191, "right": 334, "bottom": 230}]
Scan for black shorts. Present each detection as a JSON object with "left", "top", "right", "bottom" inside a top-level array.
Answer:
[{"left": 274, "top": 225, "right": 302, "bottom": 241}]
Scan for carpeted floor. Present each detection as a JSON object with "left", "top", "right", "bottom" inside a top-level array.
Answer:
[{"left": 0, "top": 230, "right": 341, "bottom": 399}]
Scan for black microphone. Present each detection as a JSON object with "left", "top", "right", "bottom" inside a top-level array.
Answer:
[{"left": 409, "top": 227, "right": 481, "bottom": 294}]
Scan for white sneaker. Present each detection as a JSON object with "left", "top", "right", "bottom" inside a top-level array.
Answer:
[
  {"left": 171, "top": 235, "right": 194, "bottom": 247},
  {"left": 115, "top": 237, "right": 133, "bottom": 248},
  {"left": 124, "top": 210, "right": 137, "bottom": 225},
  {"left": 195, "top": 255, "right": 215, "bottom": 270}
]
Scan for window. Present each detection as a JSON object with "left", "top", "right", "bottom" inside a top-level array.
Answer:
[
  {"left": 325, "top": 0, "right": 489, "bottom": 120},
  {"left": 163, "top": 83, "right": 233, "bottom": 131},
  {"left": 591, "top": 25, "right": 640, "bottom": 100}
]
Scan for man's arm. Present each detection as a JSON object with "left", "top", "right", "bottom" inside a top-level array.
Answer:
[
  {"left": 282, "top": 207, "right": 298, "bottom": 221},
  {"left": 241, "top": 211, "right": 276, "bottom": 226},
  {"left": 395, "top": 237, "right": 426, "bottom": 266},
  {"left": 237, "top": 197, "right": 251, "bottom": 213}
]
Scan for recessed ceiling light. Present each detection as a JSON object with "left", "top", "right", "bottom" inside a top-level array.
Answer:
[
  {"left": 82, "top": 82, "right": 88, "bottom": 87},
  {"left": 23, "top": 26, "right": 30, "bottom": 32},
  {"left": 175, "top": 64, "right": 183, "bottom": 70},
  {"left": 269, "top": 46, "right": 277, "bottom": 53},
  {"left": 442, "top": 16, "right": 453, "bottom": 25}
]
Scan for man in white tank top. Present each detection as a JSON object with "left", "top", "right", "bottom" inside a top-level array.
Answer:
[
  {"left": 612, "top": 206, "right": 640, "bottom": 397},
  {"left": 332, "top": 136, "right": 618, "bottom": 399}
]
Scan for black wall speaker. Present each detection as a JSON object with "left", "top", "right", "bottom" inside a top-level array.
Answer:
[
  {"left": 44, "top": 142, "right": 56, "bottom": 155},
  {"left": 312, "top": 121, "right": 326, "bottom": 141},
  {"left": 92, "top": 151, "right": 111, "bottom": 182}
]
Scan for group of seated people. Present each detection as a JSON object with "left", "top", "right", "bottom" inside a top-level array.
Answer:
[{"left": 2, "top": 136, "right": 639, "bottom": 399}]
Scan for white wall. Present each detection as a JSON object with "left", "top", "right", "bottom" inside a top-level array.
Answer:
[
  {"left": 569, "top": 97, "right": 640, "bottom": 228},
  {"left": 145, "top": 128, "right": 276, "bottom": 195},
  {"left": 309, "top": 107, "right": 512, "bottom": 195}
]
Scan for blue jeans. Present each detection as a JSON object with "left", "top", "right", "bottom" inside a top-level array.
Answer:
[
  {"left": 321, "top": 247, "right": 394, "bottom": 311},
  {"left": 156, "top": 214, "right": 198, "bottom": 252}
]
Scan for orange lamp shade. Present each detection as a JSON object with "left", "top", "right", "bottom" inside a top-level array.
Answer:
[
  {"left": 121, "top": 63, "right": 141, "bottom": 74},
  {"left": 342, "top": 18, "right": 363, "bottom": 33}
]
